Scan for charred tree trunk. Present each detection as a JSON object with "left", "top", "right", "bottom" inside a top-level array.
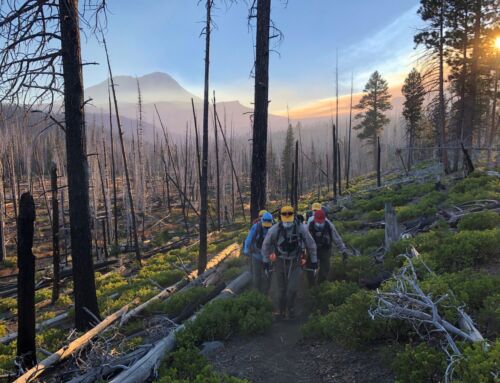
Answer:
[
  {"left": 17, "top": 192, "right": 36, "bottom": 370},
  {"left": 213, "top": 93, "right": 221, "bottom": 230},
  {"left": 51, "top": 163, "right": 60, "bottom": 303},
  {"left": 59, "top": 0, "right": 100, "bottom": 330},
  {"left": 199, "top": 0, "right": 212, "bottom": 274},
  {"left": 250, "top": 0, "right": 271, "bottom": 220},
  {"left": 332, "top": 123, "right": 338, "bottom": 198},
  {"left": 103, "top": 37, "right": 142, "bottom": 267},
  {"left": 108, "top": 86, "right": 119, "bottom": 248},
  {"left": 438, "top": 0, "right": 449, "bottom": 171},
  {"left": 294, "top": 141, "right": 299, "bottom": 211},
  {"left": 346, "top": 73, "right": 353, "bottom": 189},
  {"left": 0, "top": 165, "right": 5, "bottom": 262},
  {"left": 337, "top": 141, "right": 342, "bottom": 195},
  {"left": 377, "top": 136, "right": 381, "bottom": 187}
]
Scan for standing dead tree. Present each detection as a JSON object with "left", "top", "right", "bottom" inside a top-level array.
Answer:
[
  {"left": 103, "top": 36, "right": 142, "bottom": 267},
  {"left": 0, "top": 0, "right": 103, "bottom": 330},
  {"left": 198, "top": 0, "right": 214, "bottom": 274},
  {"left": 0, "top": 163, "right": 5, "bottom": 262},
  {"left": 249, "top": 0, "right": 271, "bottom": 220},
  {"left": 17, "top": 192, "right": 36, "bottom": 370},
  {"left": 51, "top": 163, "right": 60, "bottom": 303}
]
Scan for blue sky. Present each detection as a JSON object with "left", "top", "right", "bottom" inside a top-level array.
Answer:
[{"left": 82, "top": 0, "right": 422, "bottom": 113}]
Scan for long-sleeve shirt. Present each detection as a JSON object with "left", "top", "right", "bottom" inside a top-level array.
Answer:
[
  {"left": 243, "top": 223, "right": 266, "bottom": 261},
  {"left": 325, "top": 218, "right": 348, "bottom": 252},
  {"left": 261, "top": 222, "right": 317, "bottom": 263}
]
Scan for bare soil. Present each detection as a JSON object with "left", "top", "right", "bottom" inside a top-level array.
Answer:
[{"left": 208, "top": 274, "right": 394, "bottom": 383}]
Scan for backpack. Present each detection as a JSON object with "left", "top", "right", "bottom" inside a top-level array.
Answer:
[
  {"left": 308, "top": 221, "right": 332, "bottom": 249},
  {"left": 276, "top": 222, "right": 303, "bottom": 258},
  {"left": 250, "top": 224, "right": 267, "bottom": 253}
]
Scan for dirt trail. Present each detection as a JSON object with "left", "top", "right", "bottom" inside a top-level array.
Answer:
[{"left": 208, "top": 275, "right": 394, "bottom": 383}]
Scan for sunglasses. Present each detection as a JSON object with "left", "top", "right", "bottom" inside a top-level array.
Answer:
[{"left": 281, "top": 212, "right": 294, "bottom": 217}]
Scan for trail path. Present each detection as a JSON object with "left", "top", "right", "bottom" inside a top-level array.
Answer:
[{"left": 208, "top": 275, "right": 394, "bottom": 383}]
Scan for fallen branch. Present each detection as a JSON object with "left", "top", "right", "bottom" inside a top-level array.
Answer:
[
  {"left": 14, "top": 303, "right": 133, "bottom": 383},
  {"left": 109, "top": 270, "right": 251, "bottom": 383}
]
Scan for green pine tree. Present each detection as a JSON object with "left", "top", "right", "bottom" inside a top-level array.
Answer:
[
  {"left": 354, "top": 71, "right": 392, "bottom": 169},
  {"left": 402, "top": 68, "right": 426, "bottom": 170}
]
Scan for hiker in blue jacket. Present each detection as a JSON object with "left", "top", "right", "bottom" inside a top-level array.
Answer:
[{"left": 244, "top": 212, "right": 274, "bottom": 294}]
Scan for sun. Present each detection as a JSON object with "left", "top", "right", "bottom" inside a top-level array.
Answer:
[{"left": 496, "top": 36, "right": 500, "bottom": 50}]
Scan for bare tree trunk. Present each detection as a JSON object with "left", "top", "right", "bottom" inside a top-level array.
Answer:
[
  {"left": 463, "top": 0, "right": 482, "bottom": 149},
  {"left": 488, "top": 58, "right": 498, "bottom": 167},
  {"left": 332, "top": 123, "right": 337, "bottom": 198},
  {"left": 213, "top": 93, "right": 221, "bottom": 229},
  {"left": 51, "top": 164, "right": 60, "bottom": 303},
  {"left": 294, "top": 141, "right": 299, "bottom": 211},
  {"left": 250, "top": 0, "right": 271, "bottom": 220},
  {"left": 438, "top": 0, "right": 449, "bottom": 172},
  {"left": 103, "top": 37, "right": 141, "bottom": 267},
  {"left": 17, "top": 192, "right": 36, "bottom": 370},
  {"left": 97, "top": 157, "right": 110, "bottom": 257},
  {"left": 377, "top": 137, "right": 381, "bottom": 187},
  {"left": 346, "top": 72, "right": 353, "bottom": 189},
  {"left": 59, "top": 0, "right": 100, "bottom": 330},
  {"left": 337, "top": 141, "right": 342, "bottom": 195},
  {"left": 215, "top": 112, "right": 246, "bottom": 222},
  {"left": 108, "top": 85, "right": 119, "bottom": 248},
  {"left": 199, "top": 0, "right": 212, "bottom": 274},
  {"left": 0, "top": 165, "right": 5, "bottom": 262}
]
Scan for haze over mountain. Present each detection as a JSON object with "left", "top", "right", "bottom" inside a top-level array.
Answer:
[{"left": 85, "top": 72, "right": 288, "bottom": 138}]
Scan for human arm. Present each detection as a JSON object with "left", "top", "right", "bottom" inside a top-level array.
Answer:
[
  {"left": 243, "top": 224, "right": 257, "bottom": 256},
  {"left": 300, "top": 224, "right": 317, "bottom": 263},
  {"left": 328, "top": 220, "right": 349, "bottom": 253},
  {"left": 261, "top": 224, "right": 279, "bottom": 263}
]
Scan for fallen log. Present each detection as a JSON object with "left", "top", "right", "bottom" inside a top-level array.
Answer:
[
  {"left": 65, "top": 347, "right": 151, "bottom": 383},
  {"left": 119, "top": 243, "right": 240, "bottom": 326},
  {"left": 109, "top": 270, "right": 251, "bottom": 383},
  {"left": 14, "top": 303, "right": 133, "bottom": 383},
  {"left": 0, "top": 312, "right": 69, "bottom": 345}
]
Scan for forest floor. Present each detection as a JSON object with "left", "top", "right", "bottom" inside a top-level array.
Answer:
[{"left": 208, "top": 275, "right": 394, "bottom": 383}]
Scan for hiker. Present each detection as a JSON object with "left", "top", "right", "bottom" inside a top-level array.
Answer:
[
  {"left": 252, "top": 209, "right": 268, "bottom": 225},
  {"left": 244, "top": 211, "right": 274, "bottom": 294},
  {"left": 305, "top": 202, "right": 322, "bottom": 223},
  {"left": 261, "top": 206, "right": 317, "bottom": 319},
  {"left": 307, "top": 209, "right": 349, "bottom": 285}
]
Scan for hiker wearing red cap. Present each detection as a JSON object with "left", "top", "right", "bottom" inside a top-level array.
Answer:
[{"left": 307, "top": 209, "right": 349, "bottom": 285}]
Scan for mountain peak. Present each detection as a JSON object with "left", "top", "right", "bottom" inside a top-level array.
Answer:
[{"left": 86, "top": 71, "right": 200, "bottom": 105}]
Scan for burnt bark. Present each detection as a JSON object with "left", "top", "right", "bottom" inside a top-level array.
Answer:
[
  {"left": 199, "top": 0, "right": 212, "bottom": 274},
  {"left": 17, "top": 192, "right": 36, "bottom": 370},
  {"left": 59, "top": 0, "right": 100, "bottom": 330},
  {"left": 0, "top": 165, "right": 5, "bottom": 262},
  {"left": 250, "top": 0, "right": 271, "bottom": 220},
  {"left": 51, "top": 163, "right": 60, "bottom": 303}
]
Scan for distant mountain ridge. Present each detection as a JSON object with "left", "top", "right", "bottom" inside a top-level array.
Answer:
[
  {"left": 86, "top": 72, "right": 201, "bottom": 105},
  {"left": 85, "top": 72, "right": 288, "bottom": 137}
]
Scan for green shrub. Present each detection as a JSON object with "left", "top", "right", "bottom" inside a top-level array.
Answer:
[
  {"left": 453, "top": 340, "right": 500, "bottom": 383},
  {"left": 158, "top": 346, "right": 248, "bottom": 383},
  {"left": 343, "top": 229, "right": 384, "bottom": 255},
  {"left": 0, "top": 343, "right": 15, "bottom": 372},
  {"left": 330, "top": 256, "right": 383, "bottom": 283},
  {"left": 365, "top": 209, "right": 384, "bottom": 222},
  {"left": 310, "top": 280, "right": 360, "bottom": 312},
  {"left": 477, "top": 293, "right": 500, "bottom": 338},
  {"left": 0, "top": 322, "right": 7, "bottom": 337},
  {"left": 448, "top": 174, "right": 499, "bottom": 204},
  {"left": 302, "top": 290, "right": 403, "bottom": 348},
  {"left": 392, "top": 343, "right": 446, "bottom": 383},
  {"left": 36, "top": 328, "right": 67, "bottom": 352},
  {"left": 176, "top": 291, "right": 273, "bottom": 349},
  {"left": 35, "top": 288, "right": 51, "bottom": 303},
  {"left": 458, "top": 211, "right": 500, "bottom": 231},
  {"left": 427, "top": 229, "right": 500, "bottom": 272},
  {"left": 0, "top": 297, "right": 17, "bottom": 314},
  {"left": 145, "top": 286, "right": 214, "bottom": 318}
]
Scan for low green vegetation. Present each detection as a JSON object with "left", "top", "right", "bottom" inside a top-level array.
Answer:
[
  {"left": 158, "top": 291, "right": 272, "bottom": 382},
  {"left": 303, "top": 170, "right": 500, "bottom": 382}
]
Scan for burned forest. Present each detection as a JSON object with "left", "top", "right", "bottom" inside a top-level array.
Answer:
[{"left": 0, "top": 1, "right": 499, "bottom": 382}]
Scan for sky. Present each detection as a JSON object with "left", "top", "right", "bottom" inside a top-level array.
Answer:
[{"left": 81, "top": 0, "right": 424, "bottom": 116}]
